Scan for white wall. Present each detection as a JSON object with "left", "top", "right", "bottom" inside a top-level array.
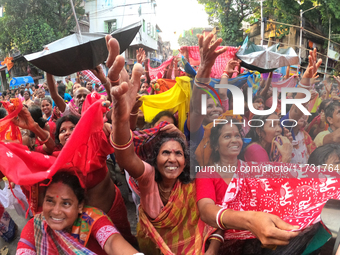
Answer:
[{"left": 85, "top": 0, "right": 158, "bottom": 50}]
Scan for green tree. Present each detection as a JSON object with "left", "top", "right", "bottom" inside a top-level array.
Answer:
[
  {"left": 178, "top": 28, "right": 204, "bottom": 46},
  {"left": 0, "top": 0, "right": 84, "bottom": 55},
  {"left": 197, "top": 0, "right": 259, "bottom": 45},
  {"left": 254, "top": 0, "right": 340, "bottom": 42}
]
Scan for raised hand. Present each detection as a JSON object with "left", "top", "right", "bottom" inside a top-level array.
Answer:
[
  {"left": 136, "top": 48, "right": 146, "bottom": 64},
  {"left": 302, "top": 48, "right": 322, "bottom": 81},
  {"left": 90, "top": 65, "right": 106, "bottom": 83},
  {"left": 196, "top": 33, "right": 228, "bottom": 82},
  {"left": 11, "top": 107, "right": 36, "bottom": 130},
  {"left": 224, "top": 59, "right": 241, "bottom": 76},
  {"left": 106, "top": 35, "right": 144, "bottom": 124},
  {"left": 131, "top": 95, "right": 143, "bottom": 114},
  {"left": 197, "top": 33, "right": 228, "bottom": 70},
  {"left": 179, "top": 48, "right": 189, "bottom": 62}
]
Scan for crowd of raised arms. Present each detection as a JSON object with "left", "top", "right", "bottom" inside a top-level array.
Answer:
[{"left": 0, "top": 32, "right": 340, "bottom": 255}]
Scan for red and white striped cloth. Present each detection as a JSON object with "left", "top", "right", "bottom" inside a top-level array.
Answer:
[
  {"left": 147, "top": 57, "right": 174, "bottom": 80},
  {"left": 180, "top": 46, "right": 239, "bottom": 78},
  {"left": 79, "top": 70, "right": 101, "bottom": 84}
]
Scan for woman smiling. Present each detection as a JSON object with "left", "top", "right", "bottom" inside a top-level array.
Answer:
[
  {"left": 107, "top": 33, "right": 207, "bottom": 254},
  {"left": 17, "top": 172, "right": 140, "bottom": 255}
]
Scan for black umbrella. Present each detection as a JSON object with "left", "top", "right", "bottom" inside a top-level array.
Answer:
[
  {"left": 24, "top": 22, "right": 141, "bottom": 76},
  {"left": 236, "top": 37, "right": 299, "bottom": 73}
]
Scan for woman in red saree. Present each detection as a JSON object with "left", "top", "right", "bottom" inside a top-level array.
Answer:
[
  {"left": 17, "top": 171, "right": 139, "bottom": 255},
  {"left": 195, "top": 119, "right": 340, "bottom": 254},
  {"left": 1, "top": 94, "right": 136, "bottom": 246}
]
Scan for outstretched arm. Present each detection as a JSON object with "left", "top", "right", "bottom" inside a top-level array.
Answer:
[
  {"left": 259, "top": 72, "right": 273, "bottom": 99},
  {"left": 198, "top": 198, "right": 299, "bottom": 248},
  {"left": 90, "top": 65, "right": 112, "bottom": 102},
  {"left": 289, "top": 49, "right": 322, "bottom": 121},
  {"left": 46, "top": 73, "right": 66, "bottom": 112},
  {"left": 144, "top": 59, "right": 151, "bottom": 84},
  {"left": 106, "top": 35, "right": 145, "bottom": 179},
  {"left": 12, "top": 107, "right": 55, "bottom": 154},
  {"left": 104, "top": 234, "right": 139, "bottom": 255},
  {"left": 188, "top": 33, "right": 228, "bottom": 133}
]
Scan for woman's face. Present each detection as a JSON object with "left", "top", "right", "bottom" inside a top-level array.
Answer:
[
  {"left": 156, "top": 140, "right": 186, "bottom": 181},
  {"left": 41, "top": 100, "right": 52, "bottom": 116},
  {"left": 43, "top": 182, "right": 83, "bottom": 231},
  {"left": 259, "top": 114, "right": 282, "bottom": 144},
  {"left": 38, "top": 89, "right": 45, "bottom": 98},
  {"left": 24, "top": 91, "right": 30, "bottom": 100},
  {"left": 73, "top": 84, "right": 82, "bottom": 95},
  {"left": 216, "top": 124, "right": 243, "bottom": 159},
  {"left": 204, "top": 98, "right": 223, "bottom": 125},
  {"left": 59, "top": 121, "right": 75, "bottom": 146},
  {"left": 326, "top": 153, "right": 340, "bottom": 166},
  {"left": 86, "top": 82, "right": 93, "bottom": 91}
]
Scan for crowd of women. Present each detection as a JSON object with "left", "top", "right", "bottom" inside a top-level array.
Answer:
[{"left": 0, "top": 32, "right": 340, "bottom": 255}]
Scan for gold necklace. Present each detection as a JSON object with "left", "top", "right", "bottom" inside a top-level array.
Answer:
[
  {"left": 158, "top": 183, "right": 172, "bottom": 193},
  {"left": 158, "top": 183, "right": 172, "bottom": 203}
]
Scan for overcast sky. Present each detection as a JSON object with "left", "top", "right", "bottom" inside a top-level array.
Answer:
[{"left": 156, "top": 0, "right": 210, "bottom": 49}]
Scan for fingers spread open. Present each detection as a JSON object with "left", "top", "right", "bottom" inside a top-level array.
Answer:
[
  {"left": 210, "top": 38, "right": 223, "bottom": 53},
  {"left": 203, "top": 33, "right": 214, "bottom": 51},
  {"left": 215, "top": 46, "right": 228, "bottom": 56}
]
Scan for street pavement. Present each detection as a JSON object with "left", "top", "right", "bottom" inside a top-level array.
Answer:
[{"left": 0, "top": 162, "right": 137, "bottom": 255}]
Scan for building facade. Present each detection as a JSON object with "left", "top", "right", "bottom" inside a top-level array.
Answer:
[{"left": 84, "top": 0, "right": 169, "bottom": 69}]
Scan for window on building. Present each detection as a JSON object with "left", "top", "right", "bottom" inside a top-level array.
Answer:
[
  {"left": 147, "top": 22, "right": 151, "bottom": 35},
  {"left": 105, "top": 19, "right": 117, "bottom": 33}
]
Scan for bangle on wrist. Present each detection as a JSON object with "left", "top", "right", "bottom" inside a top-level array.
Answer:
[
  {"left": 110, "top": 130, "right": 134, "bottom": 150},
  {"left": 195, "top": 77, "right": 211, "bottom": 84},
  {"left": 209, "top": 233, "right": 224, "bottom": 243},
  {"left": 220, "top": 209, "right": 228, "bottom": 229},
  {"left": 209, "top": 237, "right": 223, "bottom": 243},
  {"left": 298, "top": 81, "right": 312, "bottom": 89},
  {"left": 194, "top": 80, "right": 208, "bottom": 88},
  {"left": 37, "top": 131, "right": 50, "bottom": 144},
  {"left": 130, "top": 111, "right": 139, "bottom": 116},
  {"left": 216, "top": 208, "right": 227, "bottom": 230}
]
